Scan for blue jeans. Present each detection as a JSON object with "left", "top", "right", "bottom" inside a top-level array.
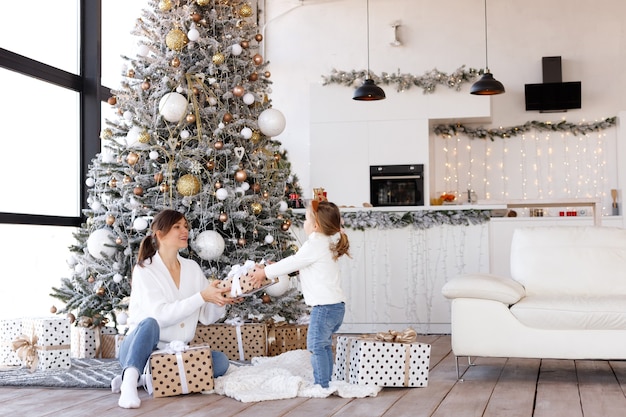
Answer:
[
  {"left": 118, "top": 318, "right": 230, "bottom": 380},
  {"left": 307, "top": 302, "right": 345, "bottom": 387}
]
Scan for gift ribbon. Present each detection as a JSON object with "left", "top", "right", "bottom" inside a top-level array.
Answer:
[
  {"left": 225, "top": 318, "right": 246, "bottom": 361},
  {"left": 228, "top": 260, "right": 255, "bottom": 297},
  {"left": 77, "top": 315, "right": 110, "bottom": 358},
  {"left": 374, "top": 328, "right": 417, "bottom": 344},
  {"left": 146, "top": 341, "right": 190, "bottom": 395},
  {"left": 11, "top": 333, "right": 70, "bottom": 373}
]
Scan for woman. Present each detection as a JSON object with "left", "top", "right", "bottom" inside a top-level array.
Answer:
[{"left": 114, "top": 209, "right": 237, "bottom": 409}]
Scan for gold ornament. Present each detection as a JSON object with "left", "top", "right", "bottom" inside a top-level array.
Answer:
[
  {"left": 166, "top": 29, "right": 188, "bottom": 51},
  {"left": 240, "top": 40, "right": 249, "bottom": 49},
  {"left": 250, "top": 131, "right": 261, "bottom": 143},
  {"left": 206, "top": 160, "right": 216, "bottom": 170},
  {"left": 233, "top": 85, "right": 245, "bottom": 97},
  {"left": 264, "top": 71, "right": 271, "bottom": 78},
  {"left": 237, "top": 237, "right": 246, "bottom": 246},
  {"left": 214, "top": 141, "right": 224, "bottom": 150},
  {"left": 115, "top": 237, "right": 123, "bottom": 245},
  {"left": 141, "top": 80, "right": 151, "bottom": 90},
  {"left": 239, "top": 4, "right": 253, "bottom": 17},
  {"left": 252, "top": 54, "right": 263, "bottom": 65},
  {"left": 251, "top": 202, "right": 262, "bottom": 215},
  {"left": 158, "top": 0, "right": 172, "bottom": 11},
  {"left": 281, "top": 221, "right": 291, "bottom": 231},
  {"left": 196, "top": 0, "right": 210, "bottom": 5},
  {"left": 171, "top": 57, "right": 181, "bottom": 67},
  {"left": 133, "top": 186, "right": 144, "bottom": 196},
  {"left": 67, "top": 313, "right": 76, "bottom": 324},
  {"left": 255, "top": 33, "right": 263, "bottom": 42},
  {"left": 106, "top": 215, "right": 115, "bottom": 226},
  {"left": 123, "top": 175, "right": 132, "bottom": 184},
  {"left": 215, "top": 180, "right": 222, "bottom": 189},
  {"left": 222, "top": 112, "right": 233, "bottom": 123},
  {"left": 107, "top": 96, "right": 117, "bottom": 105},
  {"left": 100, "top": 128, "right": 113, "bottom": 140},
  {"left": 177, "top": 174, "right": 202, "bottom": 196},
  {"left": 160, "top": 183, "right": 170, "bottom": 193},
  {"left": 50, "top": 305, "right": 57, "bottom": 314},
  {"left": 109, "top": 178, "right": 117, "bottom": 188},
  {"left": 235, "top": 169, "right": 247, "bottom": 182},
  {"left": 212, "top": 52, "right": 225, "bottom": 65},
  {"left": 191, "top": 12, "right": 201, "bottom": 22},
  {"left": 126, "top": 152, "right": 139, "bottom": 165},
  {"left": 138, "top": 130, "right": 150, "bottom": 144},
  {"left": 186, "top": 113, "right": 196, "bottom": 123},
  {"left": 154, "top": 172, "right": 164, "bottom": 183},
  {"left": 248, "top": 72, "right": 258, "bottom": 82},
  {"left": 262, "top": 294, "right": 271, "bottom": 303},
  {"left": 96, "top": 287, "right": 106, "bottom": 297},
  {"left": 219, "top": 212, "right": 228, "bottom": 222},
  {"left": 127, "top": 69, "right": 135, "bottom": 78}
]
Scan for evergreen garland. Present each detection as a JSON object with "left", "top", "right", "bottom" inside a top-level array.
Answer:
[{"left": 433, "top": 117, "right": 617, "bottom": 141}]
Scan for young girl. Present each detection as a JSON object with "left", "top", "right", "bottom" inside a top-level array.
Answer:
[
  {"left": 115, "top": 209, "right": 237, "bottom": 408},
  {"left": 248, "top": 200, "right": 350, "bottom": 388}
]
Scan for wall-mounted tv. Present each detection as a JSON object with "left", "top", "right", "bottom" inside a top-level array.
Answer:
[{"left": 524, "top": 81, "right": 581, "bottom": 112}]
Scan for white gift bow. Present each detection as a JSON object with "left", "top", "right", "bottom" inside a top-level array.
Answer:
[
  {"left": 144, "top": 340, "right": 189, "bottom": 395},
  {"left": 225, "top": 318, "right": 246, "bottom": 361},
  {"left": 228, "top": 260, "right": 255, "bottom": 297}
]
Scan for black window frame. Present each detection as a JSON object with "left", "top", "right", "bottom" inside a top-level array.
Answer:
[{"left": 0, "top": 0, "right": 107, "bottom": 227}]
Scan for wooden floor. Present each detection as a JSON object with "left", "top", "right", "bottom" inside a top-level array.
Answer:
[{"left": 3, "top": 335, "right": 626, "bottom": 417}]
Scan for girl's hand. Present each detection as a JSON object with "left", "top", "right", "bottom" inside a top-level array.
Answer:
[{"left": 246, "top": 264, "right": 267, "bottom": 288}]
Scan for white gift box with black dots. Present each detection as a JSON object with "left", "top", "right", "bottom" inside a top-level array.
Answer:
[
  {"left": 0, "top": 318, "right": 23, "bottom": 366},
  {"left": 333, "top": 335, "right": 430, "bottom": 387},
  {"left": 21, "top": 317, "right": 71, "bottom": 371}
]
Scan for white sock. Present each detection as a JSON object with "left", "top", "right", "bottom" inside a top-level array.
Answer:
[
  {"left": 118, "top": 367, "right": 141, "bottom": 409},
  {"left": 111, "top": 373, "right": 146, "bottom": 393}
]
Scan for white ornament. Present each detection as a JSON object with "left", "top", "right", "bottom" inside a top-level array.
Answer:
[
  {"left": 187, "top": 25, "right": 200, "bottom": 42},
  {"left": 91, "top": 200, "right": 102, "bottom": 211},
  {"left": 74, "top": 264, "right": 85, "bottom": 273},
  {"left": 125, "top": 125, "right": 145, "bottom": 147},
  {"left": 235, "top": 187, "right": 245, "bottom": 195},
  {"left": 231, "top": 43, "right": 243, "bottom": 56},
  {"left": 133, "top": 217, "right": 149, "bottom": 231},
  {"left": 87, "top": 229, "right": 117, "bottom": 260},
  {"left": 208, "top": 97, "right": 218, "bottom": 106},
  {"left": 137, "top": 44, "right": 149, "bottom": 57},
  {"left": 215, "top": 188, "right": 228, "bottom": 200},
  {"left": 258, "top": 108, "right": 286, "bottom": 137},
  {"left": 85, "top": 178, "right": 95, "bottom": 187},
  {"left": 193, "top": 230, "right": 226, "bottom": 261},
  {"left": 241, "top": 182, "right": 250, "bottom": 191},
  {"left": 180, "top": 129, "right": 191, "bottom": 139},
  {"left": 241, "top": 127, "right": 253, "bottom": 139},
  {"left": 123, "top": 110, "right": 134, "bottom": 121},
  {"left": 113, "top": 273, "right": 123, "bottom": 283},
  {"left": 278, "top": 200, "right": 288, "bottom": 212},
  {"left": 264, "top": 234, "right": 274, "bottom": 244},
  {"left": 243, "top": 93, "right": 255, "bottom": 105},
  {"left": 101, "top": 151, "right": 117, "bottom": 163},
  {"left": 176, "top": 86, "right": 184, "bottom": 93},
  {"left": 117, "top": 312, "right": 128, "bottom": 326},
  {"left": 218, "top": 122, "right": 225, "bottom": 129},
  {"left": 149, "top": 150, "right": 159, "bottom": 160},
  {"left": 159, "top": 92, "right": 188, "bottom": 123},
  {"left": 266, "top": 275, "right": 290, "bottom": 297}
]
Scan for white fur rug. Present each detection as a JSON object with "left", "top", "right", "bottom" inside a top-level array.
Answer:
[{"left": 209, "top": 349, "right": 381, "bottom": 402}]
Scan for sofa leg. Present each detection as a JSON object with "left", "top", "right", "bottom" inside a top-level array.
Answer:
[{"left": 455, "top": 356, "right": 475, "bottom": 381}]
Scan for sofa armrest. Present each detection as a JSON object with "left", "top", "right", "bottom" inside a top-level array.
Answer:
[{"left": 441, "top": 273, "right": 526, "bottom": 305}]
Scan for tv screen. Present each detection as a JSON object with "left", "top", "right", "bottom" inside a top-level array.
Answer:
[{"left": 525, "top": 81, "right": 581, "bottom": 112}]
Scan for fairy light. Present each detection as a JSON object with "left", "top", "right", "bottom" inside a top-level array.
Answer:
[
  {"left": 546, "top": 133, "right": 553, "bottom": 199},
  {"left": 520, "top": 134, "right": 528, "bottom": 199}
]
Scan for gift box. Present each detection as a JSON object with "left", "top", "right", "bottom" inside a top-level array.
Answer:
[
  {"left": 267, "top": 324, "right": 308, "bottom": 356},
  {"left": 216, "top": 260, "right": 275, "bottom": 298},
  {"left": 1, "top": 318, "right": 23, "bottom": 366},
  {"left": 191, "top": 322, "right": 267, "bottom": 361},
  {"left": 148, "top": 343, "right": 214, "bottom": 398},
  {"left": 17, "top": 317, "right": 71, "bottom": 371},
  {"left": 115, "top": 334, "right": 126, "bottom": 358},
  {"left": 333, "top": 335, "right": 430, "bottom": 387},
  {"left": 71, "top": 326, "right": 117, "bottom": 359}
]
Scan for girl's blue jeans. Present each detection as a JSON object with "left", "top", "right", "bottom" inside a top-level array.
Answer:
[
  {"left": 307, "top": 302, "right": 345, "bottom": 387},
  {"left": 118, "top": 317, "right": 230, "bottom": 380}
]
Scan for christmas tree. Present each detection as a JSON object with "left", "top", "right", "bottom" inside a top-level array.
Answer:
[{"left": 51, "top": 0, "right": 308, "bottom": 328}]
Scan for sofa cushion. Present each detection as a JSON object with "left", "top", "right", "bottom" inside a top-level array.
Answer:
[
  {"left": 510, "top": 226, "right": 626, "bottom": 297},
  {"left": 442, "top": 274, "right": 525, "bottom": 305},
  {"left": 510, "top": 295, "right": 626, "bottom": 330}
]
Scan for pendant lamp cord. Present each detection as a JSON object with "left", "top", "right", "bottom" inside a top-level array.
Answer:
[
  {"left": 483, "top": 0, "right": 489, "bottom": 71},
  {"left": 366, "top": 0, "right": 371, "bottom": 78}
]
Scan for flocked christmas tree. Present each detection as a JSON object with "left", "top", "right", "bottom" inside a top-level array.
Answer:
[{"left": 51, "top": 0, "right": 308, "bottom": 329}]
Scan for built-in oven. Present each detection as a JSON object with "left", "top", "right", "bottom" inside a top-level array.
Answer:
[{"left": 370, "top": 164, "right": 424, "bottom": 207}]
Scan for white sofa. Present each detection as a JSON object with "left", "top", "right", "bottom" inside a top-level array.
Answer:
[{"left": 442, "top": 226, "right": 626, "bottom": 372}]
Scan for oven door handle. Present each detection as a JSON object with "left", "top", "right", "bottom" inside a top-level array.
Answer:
[{"left": 371, "top": 175, "right": 422, "bottom": 180}]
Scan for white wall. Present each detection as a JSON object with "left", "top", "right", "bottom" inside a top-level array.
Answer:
[{"left": 262, "top": 0, "right": 626, "bottom": 207}]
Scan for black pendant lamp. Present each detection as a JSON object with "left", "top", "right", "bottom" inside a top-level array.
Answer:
[
  {"left": 353, "top": 0, "right": 386, "bottom": 101},
  {"left": 470, "top": 0, "right": 505, "bottom": 95}
]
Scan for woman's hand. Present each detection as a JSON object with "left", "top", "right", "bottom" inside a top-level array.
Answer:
[
  {"left": 246, "top": 263, "right": 268, "bottom": 288},
  {"left": 201, "top": 280, "right": 241, "bottom": 306}
]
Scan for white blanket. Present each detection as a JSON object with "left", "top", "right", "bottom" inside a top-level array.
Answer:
[{"left": 210, "top": 349, "right": 381, "bottom": 402}]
